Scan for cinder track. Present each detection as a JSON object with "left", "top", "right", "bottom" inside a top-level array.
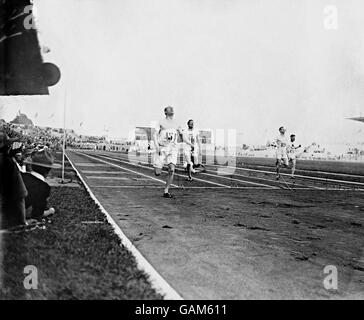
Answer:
[
  {"left": 66, "top": 149, "right": 364, "bottom": 299},
  {"left": 86, "top": 150, "right": 364, "bottom": 191}
]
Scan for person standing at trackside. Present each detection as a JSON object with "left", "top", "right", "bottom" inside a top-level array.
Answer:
[
  {"left": 153, "top": 106, "right": 193, "bottom": 198},
  {"left": 273, "top": 126, "right": 290, "bottom": 180}
]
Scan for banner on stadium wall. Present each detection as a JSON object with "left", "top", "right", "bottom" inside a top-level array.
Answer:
[
  {"left": 199, "top": 130, "right": 212, "bottom": 144},
  {"left": 135, "top": 127, "right": 153, "bottom": 141},
  {"left": 134, "top": 126, "right": 213, "bottom": 148}
]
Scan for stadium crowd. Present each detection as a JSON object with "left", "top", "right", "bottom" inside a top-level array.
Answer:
[{"left": 0, "top": 119, "right": 61, "bottom": 232}]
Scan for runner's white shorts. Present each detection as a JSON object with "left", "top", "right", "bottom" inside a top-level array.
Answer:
[
  {"left": 154, "top": 145, "right": 179, "bottom": 169},
  {"left": 276, "top": 148, "right": 288, "bottom": 162},
  {"left": 288, "top": 153, "right": 296, "bottom": 160},
  {"left": 183, "top": 146, "right": 199, "bottom": 165}
]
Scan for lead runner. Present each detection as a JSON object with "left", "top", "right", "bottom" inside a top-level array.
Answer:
[{"left": 153, "top": 106, "right": 193, "bottom": 198}]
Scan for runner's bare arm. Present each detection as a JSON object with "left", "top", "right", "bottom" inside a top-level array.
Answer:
[{"left": 152, "top": 126, "right": 161, "bottom": 151}]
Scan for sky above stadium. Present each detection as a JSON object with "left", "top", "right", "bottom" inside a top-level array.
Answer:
[{"left": 1, "top": 0, "right": 364, "bottom": 146}]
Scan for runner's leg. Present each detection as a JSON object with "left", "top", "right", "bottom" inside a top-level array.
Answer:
[
  {"left": 291, "top": 158, "right": 296, "bottom": 177},
  {"left": 165, "top": 163, "right": 175, "bottom": 194}
]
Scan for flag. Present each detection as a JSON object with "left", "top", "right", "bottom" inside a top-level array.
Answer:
[
  {"left": 49, "top": 113, "right": 54, "bottom": 119},
  {"left": 34, "top": 112, "right": 38, "bottom": 118},
  {"left": 80, "top": 122, "right": 83, "bottom": 127}
]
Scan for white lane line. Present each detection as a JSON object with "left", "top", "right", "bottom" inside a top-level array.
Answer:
[
  {"left": 72, "top": 151, "right": 177, "bottom": 187},
  {"left": 66, "top": 151, "right": 183, "bottom": 300},
  {"left": 202, "top": 166, "right": 361, "bottom": 190},
  {"left": 241, "top": 163, "right": 364, "bottom": 179},
  {"left": 74, "top": 163, "right": 110, "bottom": 167},
  {"left": 81, "top": 170, "right": 136, "bottom": 175},
  {"left": 196, "top": 171, "right": 277, "bottom": 189},
  {"left": 88, "top": 184, "right": 364, "bottom": 191},
  {"left": 98, "top": 151, "right": 364, "bottom": 178},
  {"left": 94, "top": 153, "right": 232, "bottom": 188},
  {"left": 89, "top": 185, "right": 273, "bottom": 189},
  {"left": 191, "top": 161, "right": 364, "bottom": 188},
  {"left": 232, "top": 166, "right": 364, "bottom": 187},
  {"left": 127, "top": 153, "right": 361, "bottom": 190},
  {"left": 86, "top": 176, "right": 133, "bottom": 180},
  {"left": 110, "top": 153, "right": 292, "bottom": 189},
  {"left": 118, "top": 152, "right": 364, "bottom": 187},
  {"left": 79, "top": 151, "right": 364, "bottom": 191},
  {"left": 98, "top": 153, "right": 278, "bottom": 189},
  {"left": 201, "top": 164, "right": 321, "bottom": 190},
  {"left": 121, "top": 154, "right": 316, "bottom": 190}
]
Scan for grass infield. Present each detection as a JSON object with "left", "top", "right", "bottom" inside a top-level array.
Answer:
[{"left": 0, "top": 166, "right": 162, "bottom": 300}]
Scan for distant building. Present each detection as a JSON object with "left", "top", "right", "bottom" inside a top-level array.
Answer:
[{"left": 10, "top": 111, "right": 34, "bottom": 127}]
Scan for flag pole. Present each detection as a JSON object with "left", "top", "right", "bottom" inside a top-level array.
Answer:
[{"left": 61, "top": 86, "right": 67, "bottom": 183}]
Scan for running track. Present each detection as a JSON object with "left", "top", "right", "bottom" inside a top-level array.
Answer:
[{"left": 65, "top": 149, "right": 364, "bottom": 299}]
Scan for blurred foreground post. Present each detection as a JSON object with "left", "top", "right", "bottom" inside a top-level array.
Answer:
[{"left": 61, "top": 88, "right": 67, "bottom": 182}]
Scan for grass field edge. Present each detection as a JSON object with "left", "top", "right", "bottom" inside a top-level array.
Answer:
[{"left": 65, "top": 150, "right": 183, "bottom": 300}]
